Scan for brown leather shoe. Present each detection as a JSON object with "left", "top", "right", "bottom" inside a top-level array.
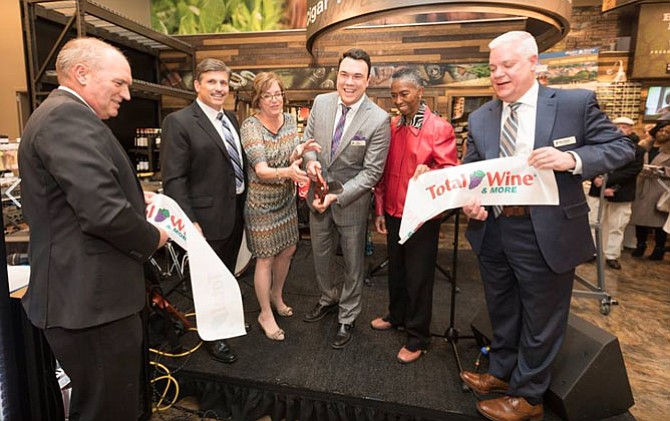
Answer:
[
  {"left": 396, "top": 346, "right": 425, "bottom": 364},
  {"left": 460, "top": 371, "right": 509, "bottom": 394},
  {"left": 477, "top": 396, "right": 543, "bottom": 421}
]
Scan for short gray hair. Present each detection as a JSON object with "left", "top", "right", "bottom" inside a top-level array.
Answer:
[
  {"left": 489, "top": 31, "right": 538, "bottom": 58},
  {"left": 390, "top": 68, "right": 424, "bottom": 88},
  {"left": 56, "top": 37, "right": 125, "bottom": 83}
]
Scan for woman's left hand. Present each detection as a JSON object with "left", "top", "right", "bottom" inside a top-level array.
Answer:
[
  {"left": 287, "top": 158, "right": 309, "bottom": 184},
  {"left": 295, "top": 138, "right": 322, "bottom": 159}
]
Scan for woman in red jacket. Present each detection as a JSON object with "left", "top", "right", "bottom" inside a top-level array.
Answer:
[{"left": 371, "top": 68, "right": 458, "bottom": 363}]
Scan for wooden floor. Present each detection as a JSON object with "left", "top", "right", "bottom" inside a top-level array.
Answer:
[
  {"left": 149, "top": 225, "right": 670, "bottom": 421},
  {"left": 570, "top": 247, "right": 670, "bottom": 421}
]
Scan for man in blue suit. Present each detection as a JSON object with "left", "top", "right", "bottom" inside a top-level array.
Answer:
[{"left": 459, "top": 31, "right": 634, "bottom": 421}]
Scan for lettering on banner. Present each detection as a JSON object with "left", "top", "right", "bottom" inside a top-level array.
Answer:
[
  {"left": 424, "top": 169, "right": 536, "bottom": 200},
  {"left": 146, "top": 203, "right": 187, "bottom": 243}
]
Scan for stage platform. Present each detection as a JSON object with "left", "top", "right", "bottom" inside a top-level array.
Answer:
[{"left": 153, "top": 240, "right": 635, "bottom": 421}]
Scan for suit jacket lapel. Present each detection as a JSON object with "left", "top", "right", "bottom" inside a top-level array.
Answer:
[
  {"left": 485, "top": 100, "right": 503, "bottom": 159},
  {"left": 535, "top": 86, "right": 557, "bottom": 149},
  {"left": 324, "top": 93, "right": 339, "bottom": 162},
  {"left": 192, "top": 103, "right": 228, "bottom": 158},
  {"left": 58, "top": 90, "right": 144, "bottom": 198},
  {"left": 331, "top": 95, "right": 370, "bottom": 163}
]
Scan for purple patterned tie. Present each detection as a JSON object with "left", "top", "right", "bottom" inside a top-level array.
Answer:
[{"left": 331, "top": 104, "right": 351, "bottom": 159}]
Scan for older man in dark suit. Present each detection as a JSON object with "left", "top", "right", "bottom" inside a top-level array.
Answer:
[
  {"left": 161, "top": 58, "right": 245, "bottom": 364},
  {"left": 18, "top": 37, "right": 168, "bottom": 420},
  {"left": 301, "top": 48, "right": 391, "bottom": 349},
  {"left": 459, "top": 31, "right": 634, "bottom": 421}
]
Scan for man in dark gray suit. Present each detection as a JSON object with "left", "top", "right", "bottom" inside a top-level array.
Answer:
[
  {"left": 161, "top": 58, "right": 245, "bottom": 364},
  {"left": 459, "top": 31, "right": 634, "bottom": 420},
  {"left": 19, "top": 37, "right": 168, "bottom": 420},
  {"left": 302, "top": 48, "right": 391, "bottom": 349}
]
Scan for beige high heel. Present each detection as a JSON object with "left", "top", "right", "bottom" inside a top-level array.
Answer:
[
  {"left": 271, "top": 300, "right": 293, "bottom": 317},
  {"left": 258, "top": 317, "right": 285, "bottom": 341}
]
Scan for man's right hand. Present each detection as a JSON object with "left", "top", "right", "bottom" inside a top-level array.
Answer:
[
  {"left": 593, "top": 175, "right": 604, "bottom": 188},
  {"left": 462, "top": 197, "right": 488, "bottom": 221},
  {"left": 157, "top": 228, "right": 169, "bottom": 249}
]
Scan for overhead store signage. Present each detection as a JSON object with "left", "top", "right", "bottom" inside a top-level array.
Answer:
[
  {"left": 632, "top": 2, "right": 670, "bottom": 79},
  {"left": 602, "top": 0, "right": 640, "bottom": 13},
  {"left": 305, "top": 0, "right": 572, "bottom": 55}
]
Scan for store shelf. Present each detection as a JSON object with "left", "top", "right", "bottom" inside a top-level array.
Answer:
[
  {"left": 41, "top": 70, "right": 195, "bottom": 101},
  {"left": 29, "top": 0, "right": 192, "bottom": 55},
  {"left": 596, "top": 81, "right": 642, "bottom": 121},
  {"left": 22, "top": 0, "right": 195, "bottom": 110}
]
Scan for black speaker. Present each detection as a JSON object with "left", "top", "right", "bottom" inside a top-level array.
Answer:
[{"left": 470, "top": 311, "right": 634, "bottom": 421}]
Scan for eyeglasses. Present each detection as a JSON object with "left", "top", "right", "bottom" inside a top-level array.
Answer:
[{"left": 260, "top": 92, "right": 284, "bottom": 101}]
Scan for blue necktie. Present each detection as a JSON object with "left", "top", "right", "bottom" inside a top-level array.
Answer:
[
  {"left": 494, "top": 102, "right": 521, "bottom": 218},
  {"left": 331, "top": 104, "right": 351, "bottom": 160},
  {"left": 217, "top": 112, "right": 244, "bottom": 190}
]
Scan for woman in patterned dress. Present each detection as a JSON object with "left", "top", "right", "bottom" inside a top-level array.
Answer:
[{"left": 240, "top": 72, "right": 320, "bottom": 340}]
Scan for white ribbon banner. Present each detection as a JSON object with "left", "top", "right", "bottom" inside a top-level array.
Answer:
[
  {"left": 146, "top": 194, "right": 246, "bottom": 341},
  {"left": 399, "top": 156, "right": 559, "bottom": 244}
]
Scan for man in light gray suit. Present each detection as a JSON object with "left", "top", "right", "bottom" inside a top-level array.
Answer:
[{"left": 302, "top": 48, "right": 391, "bottom": 349}]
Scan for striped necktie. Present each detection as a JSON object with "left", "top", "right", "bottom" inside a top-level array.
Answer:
[
  {"left": 331, "top": 104, "right": 351, "bottom": 159},
  {"left": 217, "top": 112, "right": 244, "bottom": 190},
  {"left": 493, "top": 102, "right": 521, "bottom": 218}
]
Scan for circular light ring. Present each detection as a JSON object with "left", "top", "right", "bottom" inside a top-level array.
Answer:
[{"left": 306, "top": 0, "right": 572, "bottom": 54}]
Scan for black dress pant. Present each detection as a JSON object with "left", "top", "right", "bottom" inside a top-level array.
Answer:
[
  {"left": 43, "top": 313, "right": 143, "bottom": 421},
  {"left": 635, "top": 225, "right": 667, "bottom": 249},
  {"left": 385, "top": 214, "right": 441, "bottom": 351}
]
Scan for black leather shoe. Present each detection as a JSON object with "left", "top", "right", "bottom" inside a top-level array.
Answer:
[
  {"left": 631, "top": 244, "right": 646, "bottom": 257},
  {"left": 606, "top": 259, "right": 621, "bottom": 270},
  {"left": 648, "top": 246, "right": 666, "bottom": 261},
  {"left": 331, "top": 323, "right": 354, "bottom": 349},
  {"left": 303, "top": 302, "right": 337, "bottom": 323},
  {"left": 205, "top": 340, "right": 238, "bottom": 364}
]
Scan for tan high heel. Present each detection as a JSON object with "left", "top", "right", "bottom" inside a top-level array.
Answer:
[
  {"left": 271, "top": 300, "right": 293, "bottom": 317},
  {"left": 258, "top": 317, "right": 285, "bottom": 341}
]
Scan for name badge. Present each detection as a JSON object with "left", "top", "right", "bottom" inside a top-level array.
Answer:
[
  {"left": 351, "top": 140, "right": 366, "bottom": 146},
  {"left": 553, "top": 136, "right": 577, "bottom": 148}
]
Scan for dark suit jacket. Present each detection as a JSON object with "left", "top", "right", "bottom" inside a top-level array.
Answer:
[
  {"left": 464, "top": 86, "right": 635, "bottom": 273},
  {"left": 18, "top": 89, "right": 160, "bottom": 330},
  {"left": 161, "top": 102, "right": 245, "bottom": 241},
  {"left": 588, "top": 144, "right": 644, "bottom": 202}
]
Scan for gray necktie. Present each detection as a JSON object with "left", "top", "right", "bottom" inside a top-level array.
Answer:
[
  {"left": 217, "top": 112, "right": 244, "bottom": 190},
  {"left": 493, "top": 102, "right": 521, "bottom": 218}
]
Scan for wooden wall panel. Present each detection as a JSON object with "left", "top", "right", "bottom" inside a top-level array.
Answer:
[{"left": 168, "top": 19, "right": 527, "bottom": 71}]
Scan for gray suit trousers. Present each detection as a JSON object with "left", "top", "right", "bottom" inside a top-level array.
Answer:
[{"left": 309, "top": 207, "right": 367, "bottom": 325}]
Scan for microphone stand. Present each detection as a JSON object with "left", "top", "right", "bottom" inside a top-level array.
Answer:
[{"left": 441, "top": 209, "right": 476, "bottom": 390}]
